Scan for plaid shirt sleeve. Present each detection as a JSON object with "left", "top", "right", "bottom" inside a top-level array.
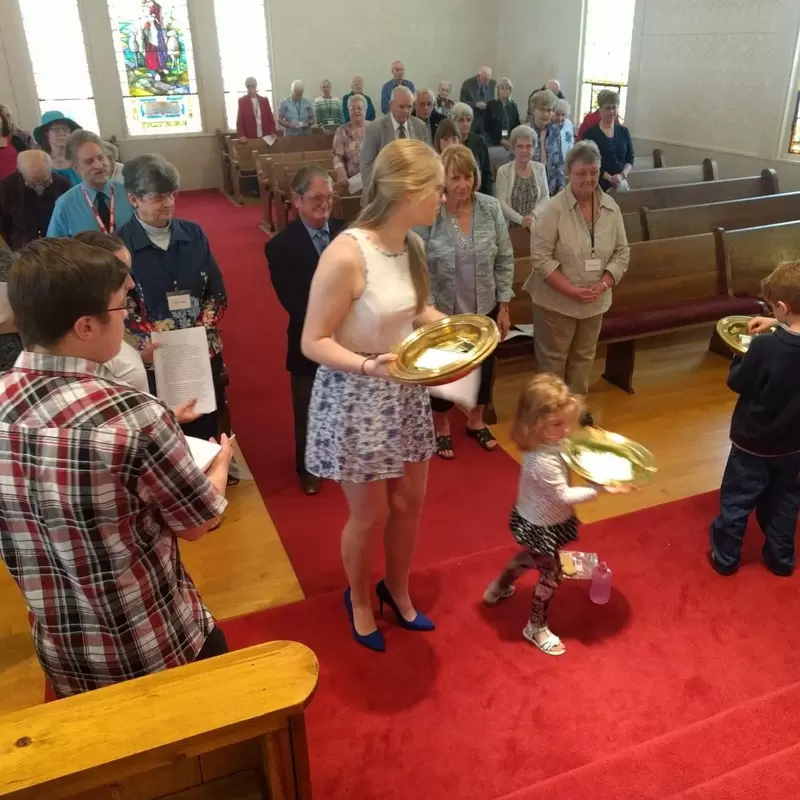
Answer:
[{"left": 137, "top": 411, "right": 227, "bottom": 531}]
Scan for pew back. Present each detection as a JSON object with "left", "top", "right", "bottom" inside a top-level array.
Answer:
[
  {"left": 625, "top": 158, "right": 718, "bottom": 190},
  {"left": 614, "top": 169, "right": 780, "bottom": 215},
  {"left": 644, "top": 191, "right": 800, "bottom": 241}
]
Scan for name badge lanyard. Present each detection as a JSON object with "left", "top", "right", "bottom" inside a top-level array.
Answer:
[
  {"left": 82, "top": 185, "right": 115, "bottom": 234},
  {"left": 589, "top": 192, "right": 596, "bottom": 259}
]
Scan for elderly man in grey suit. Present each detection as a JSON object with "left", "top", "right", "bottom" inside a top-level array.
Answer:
[
  {"left": 359, "top": 85, "right": 429, "bottom": 205},
  {"left": 460, "top": 66, "right": 496, "bottom": 134}
]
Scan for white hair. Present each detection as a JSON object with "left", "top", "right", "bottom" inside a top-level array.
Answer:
[
  {"left": 554, "top": 98, "right": 571, "bottom": 115},
  {"left": 437, "top": 81, "right": 452, "bottom": 92},
  {"left": 451, "top": 102, "right": 473, "bottom": 121},
  {"left": 17, "top": 149, "right": 51, "bottom": 172},
  {"left": 245, "top": 76, "right": 257, "bottom": 86},
  {"left": 391, "top": 85, "right": 413, "bottom": 102},
  {"left": 290, "top": 79, "right": 304, "bottom": 93},
  {"left": 545, "top": 79, "right": 561, "bottom": 93},
  {"left": 498, "top": 77, "right": 514, "bottom": 91},
  {"left": 478, "top": 65, "right": 492, "bottom": 78},
  {"left": 415, "top": 88, "right": 434, "bottom": 102},
  {"left": 347, "top": 94, "right": 367, "bottom": 110},
  {"left": 508, "top": 125, "right": 534, "bottom": 148}
]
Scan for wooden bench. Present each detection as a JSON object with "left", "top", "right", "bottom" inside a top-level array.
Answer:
[
  {"left": 599, "top": 232, "right": 763, "bottom": 392},
  {"left": 613, "top": 169, "right": 780, "bottom": 215},
  {"left": 332, "top": 195, "right": 362, "bottom": 224},
  {"left": 643, "top": 192, "right": 800, "bottom": 241},
  {"left": 625, "top": 158, "right": 718, "bottom": 190},
  {"left": 623, "top": 212, "right": 645, "bottom": 243},
  {"left": 215, "top": 129, "right": 235, "bottom": 196},
  {"left": 0, "top": 641, "right": 318, "bottom": 800}
]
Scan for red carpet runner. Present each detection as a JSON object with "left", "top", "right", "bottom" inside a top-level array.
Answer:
[{"left": 179, "top": 192, "right": 800, "bottom": 799}]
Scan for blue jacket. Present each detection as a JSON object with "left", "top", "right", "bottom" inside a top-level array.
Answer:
[{"left": 341, "top": 92, "right": 376, "bottom": 123}]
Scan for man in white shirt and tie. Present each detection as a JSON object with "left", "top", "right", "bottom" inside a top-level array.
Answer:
[{"left": 359, "top": 85, "right": 428, "bottom": 205}]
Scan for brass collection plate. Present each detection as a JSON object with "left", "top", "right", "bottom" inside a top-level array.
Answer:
[
  {"left": 562, "top": 427, "right": 657, "bottom": 487},
  {"left": 716, "top": 315, "right": 755, "bottom": 355},
  {"left": 388, "top": 314, "right": 500, "bottom": 386}
]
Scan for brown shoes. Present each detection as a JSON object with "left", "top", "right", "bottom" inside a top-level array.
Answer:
[{"left": 298, "top": 472, "right": 321, "bottom": 496}]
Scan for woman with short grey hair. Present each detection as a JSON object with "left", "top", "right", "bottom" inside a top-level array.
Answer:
[
  {"left": 485, "top": 77, "right": 521, "bottom": 148},
  {"left": 435, "top": 81, "right": 454, "bottom": 116},
  {"left": 116, "top": 154, "right": 230, "bottom": 443},
  {"left": 451, "top": 102, "right": 493, "bottom": 195},
  {"left": 495, "top": 125, "right": 549, "bottom": 229},
  {"left": 525, "top": 88, "right": 565, "bottom": 195},
  {"left": 553, "top": 98, "right": 575, "bottom": 157},
  {"left": 333, "top": 94, "right": 368, "bottom": 190},
  {"left": 523, "top": 139, "right": 629, "bottom": 425}
]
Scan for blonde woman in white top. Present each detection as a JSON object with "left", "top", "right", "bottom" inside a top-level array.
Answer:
[
  {"left": 495, "top": 126, "right": 549, "bottom": 230},
  {"left": 302, "top": 139, "right": 446, "bottom": 652}
]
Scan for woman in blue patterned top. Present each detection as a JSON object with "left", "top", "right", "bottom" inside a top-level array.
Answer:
[{"left": 524, "top": 89, "right": 565, "bottom": 196}]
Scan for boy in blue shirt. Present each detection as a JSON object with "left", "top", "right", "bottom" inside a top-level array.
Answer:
[{"left": 710, "top": 262, "right": 800, "bottom": 577}]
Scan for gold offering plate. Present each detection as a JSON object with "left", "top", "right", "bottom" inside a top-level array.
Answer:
[
  {"left": 716, "top": 315, "right": 774, "bottom": 355},
  {"left": 388, "top": 314, "right": 500, "bottom": 386},
  {"left": 562, "top": 427, "right": 657, "bottom": 487}
]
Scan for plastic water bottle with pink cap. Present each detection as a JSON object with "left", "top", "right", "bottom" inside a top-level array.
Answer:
[{"left": 590, "top": 561, "right": 612, "bottom": 605}]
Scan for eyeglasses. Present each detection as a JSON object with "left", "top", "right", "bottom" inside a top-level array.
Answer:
[
  {"left": 305, "top": 194, "right": 335, "bottom": 208},
  {"left": 107, "top": 297, "right": 137, "bottom": 313}
]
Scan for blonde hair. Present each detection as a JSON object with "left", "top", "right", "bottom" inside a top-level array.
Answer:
[
  {"left": 762, "top": 261, "right": 800, "bottom": 315},
  {"left": 511, "top": 374, "right": 580, "bottom": 450},
  {"left": 441, "top": 144, "right": 479, "bottom": 197},
  {"left": 357, "top": 140, "right": 441, "bottom": 312}
]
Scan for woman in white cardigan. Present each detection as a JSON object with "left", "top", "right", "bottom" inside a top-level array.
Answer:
[{"left": 496, "top": 125, "right": 550, "bottom": 230}]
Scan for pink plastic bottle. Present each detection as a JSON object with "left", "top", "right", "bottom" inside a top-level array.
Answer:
[{"left": 590, "top": 562, "right": 612, "bottom": 605}]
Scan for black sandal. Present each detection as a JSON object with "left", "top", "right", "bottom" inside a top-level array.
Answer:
[
  {"left": 435, "top": 434, "right": 455, "bottom": 460},
  {"left": 465, "top": 426, "right": 497, "bottom": 451}
]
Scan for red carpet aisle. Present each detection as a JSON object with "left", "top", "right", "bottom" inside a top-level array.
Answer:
[
  {"left": 221, "top": 492, "right": 800, "bottom": 800},
  {"left": 178, "top": 191, "right": 522, "bottom": 596}
]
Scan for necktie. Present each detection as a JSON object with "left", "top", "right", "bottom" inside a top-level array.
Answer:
[
  {"left": 398, "top": 123, "right": 407, "bottom": 139},
  {"left": 314, "top": 230, "right": 330, "bottom": 254},
  {"left": 95, "top": 192, "right": 111, "bottom": 230}
]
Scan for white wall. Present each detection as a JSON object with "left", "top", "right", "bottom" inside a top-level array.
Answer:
[{"left": 626, "top": 0, "right": 800, "bottom": 188}]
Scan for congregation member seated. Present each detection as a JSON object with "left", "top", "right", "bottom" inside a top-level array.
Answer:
[
  {"left": 116, "top": 154, "right": 229, "bottom": 443},
  {"left": 0, "top": 249, "right": 21, "bottom": 370},
  {"left": 417, "top": 145, "right": 513, "bottom": 459},
  {"left": 0, "top": 104, "right": 31, "bottom": 180},
  {"left": 237, "top": 76, "right": 276, "bottom": 142},
  {"left": 435, "top": 81, "right": 455, "bottom": 116},
  {"left": 360, "top": 85, "right": 428, "bottom": 206},
  {"left": 525, "top": 88, "right": 565, "bottom": 196},
  {"left": 412, "top": 88, "right": 445, "bottom": 142},
  {"left": 577, "top": 89, "right": 618, "bottom": 141},
  {"left": 278, "top": 80, "right": 315, "bottom": 136},
  {"left": 452, "top": 102, "right": 494, "bottom": 196},
  {"left": 495, "top": 125, "right": 549, "bottom": 229},
  {"left": 433, "top": 119, "right": 461, "bottom": 154},
  {"left": 47, "top": 130, "right": 134, "bottom": 237},
  {"left": 380, "top": 60, "right": 415, "bottom": 114},
  {"left": 523, "top": 140, "right": 629, "bottom": 425},
  {"left": 484, "top": 77, "right": 521, "bottom": 148},
  {"left": 553, "top": 98, "right": 575, "bottom": 156},
  {"left": 314, "top": 79, "right": 343, "bottom": 128},
  {"left": 266, "top": 166, "right": 345, "bottom": 496},
  {"left": 460, "top": 65, "right": 496, "bottom": 134},
  {"left": 33, "top": 110, "right": 81, "bottom": 185},
  {"left": 0, "top": 151, "right": 70, "bottom": 250},
  {"left": 0, "top": 237, "right": 233, "bottom": 699},
  {"left": 0, "top": 104, "right": 35, "bottom": 150},
  {"left": 332, "top": 95, "right": 367, "bottom": 193},
  {"left": 341, "top": 75, "right": 376, "bottom": 122},
  {"left": 582, "top": 91, "right": 634, "bottom": 191},
  {"left": 102, "top": 140, "right": 124, "bottom": 182}
]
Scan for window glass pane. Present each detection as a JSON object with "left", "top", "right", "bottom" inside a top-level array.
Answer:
[
  {"left": 790, "top": 91, "right": 800, "bottom": 155},
  {"left": 579, "top": 0, "right": 636, "bottom": 123},
  {"left": 107, "top": 0, "right": 202, "bottom": 136},
  {"left": 19, "top": 0, "right": 100, "bottom": 134},
  {"left": 213, "top": 0, "right": 273, "bottom": 131}
]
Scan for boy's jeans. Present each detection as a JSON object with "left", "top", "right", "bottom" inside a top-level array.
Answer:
[{"left": 710, "top": 446, "right": 800, "bottom": 574}]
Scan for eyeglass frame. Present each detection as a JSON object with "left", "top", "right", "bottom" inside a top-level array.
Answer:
[{"left": 107, "top": 297, "right": 137, "bottom": 313}]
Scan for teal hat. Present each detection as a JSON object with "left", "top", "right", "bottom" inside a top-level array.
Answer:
[{"left": 33, "top": 111, "right": 81, "bottom": 147}]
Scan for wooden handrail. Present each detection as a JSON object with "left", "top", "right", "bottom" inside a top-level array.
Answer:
[{"left": 0, "top": 640, "right": 318, "bottom": 800}]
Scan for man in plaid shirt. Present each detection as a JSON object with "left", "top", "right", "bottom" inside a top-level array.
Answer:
[{"left": 0, "top": 238, "right": 234, "bottom": 698}]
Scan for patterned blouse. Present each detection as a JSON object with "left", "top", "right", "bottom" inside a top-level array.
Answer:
[
  {"left": 510, "top": 173, "right": 539, "bottom": 224},
  {"left": 332, "top": 123, "right": 366, "bottom": 178},
  {"left": 525, "top": 121, "right": 566, "bottom": 196}
]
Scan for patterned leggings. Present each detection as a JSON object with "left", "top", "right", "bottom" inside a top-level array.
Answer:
[{"left": 497, "top": 548, "right": 563, "bottom": 627}]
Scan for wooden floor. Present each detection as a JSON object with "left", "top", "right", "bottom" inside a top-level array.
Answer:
[{"left": 0, "top": 325, "right": 736, "bottom": 717}]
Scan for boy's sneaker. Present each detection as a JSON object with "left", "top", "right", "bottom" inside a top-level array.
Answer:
[{"left": 483, "top": 579, "right": 515, "bottom": 605}]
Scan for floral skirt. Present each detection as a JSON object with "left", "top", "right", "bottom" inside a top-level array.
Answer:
[{"left": 306, "top": 366, "right": 436, "bottom": 483}]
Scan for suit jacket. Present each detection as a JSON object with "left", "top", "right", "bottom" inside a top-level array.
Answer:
[
  {"left": 460, "top": 76, "right": 497, "bottom": 133},
  {"left": 465, "top": 132, "right": 494, "bottom": 197},
  {"left": 484, "top": 99, "right": 521, "bottom": 146},
  {"left": 359, "top": 115, "right": 430, "bottom": 206},
  {"left": 0, "top": 171, "right": 71, "bottom": 250},
  {"left": 236, "top": 94, "right": 277, "bottom": 139},
  {"left": 266, "top": 217, "right": 346, "bottom": 373},
  {"left": 413, "top": 109, "right": 445, "bottom": 142}
]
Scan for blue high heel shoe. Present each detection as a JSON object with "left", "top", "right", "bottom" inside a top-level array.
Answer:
[
  {"left": 376, "top": 580, "right": 435, "bottom": 631},
  {"left": 344, "top": 588, "right": 385, "bottom": 652}
]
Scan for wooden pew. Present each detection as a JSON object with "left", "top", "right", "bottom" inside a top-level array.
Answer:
[
  {"left": 215, "top": 129, "right": 235, "bottom": 196},
  {"left": 623, "top": 212, "right": 645, "bottom": 243},
  {"left": 274, "top": 161, "right": 336, "bottom": 232},
  {"left": 332, "top": 195, "right": 362, "bottom": 224},
  {"left": 0, "top": 640, "right": 318, "bottom": 800},
  {"left": 643, "top": 192, "right": 800, "bottom": 241},
  {"left": 613, "top": 169, "right": 780, "bottom": 215},
  {"left": 599, "top": 232, "right": 763, "bottom": 392},
  {"left": 625, "top": 158, "right": 718, "bottom": 190},
  {"left": 722, "top": 220, "right": 800, "bottom": 298}
]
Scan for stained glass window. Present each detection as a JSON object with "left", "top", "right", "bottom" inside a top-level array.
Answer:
[
  {"left": 578, "top": 0, "right": 637, "bottom": 123},
  {"left": 213, "top": 0, "right": 273, "bottom": 132},
  {"left": 107, "top": 0, "right": 202, "bottom": 136},
  {"left": 19, "top": 0, "right": 100, "bottom": 134}
]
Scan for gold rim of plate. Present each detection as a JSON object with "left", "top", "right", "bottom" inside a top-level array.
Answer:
[
  {"left": 387, "top": 314, "right": 500, "bottom": 386},
  {"left": 716, "top": 316, "right": 756, "bottom": 355},
  {"left": 562, "top": 427, "right": 657, "bottom": 487}
]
